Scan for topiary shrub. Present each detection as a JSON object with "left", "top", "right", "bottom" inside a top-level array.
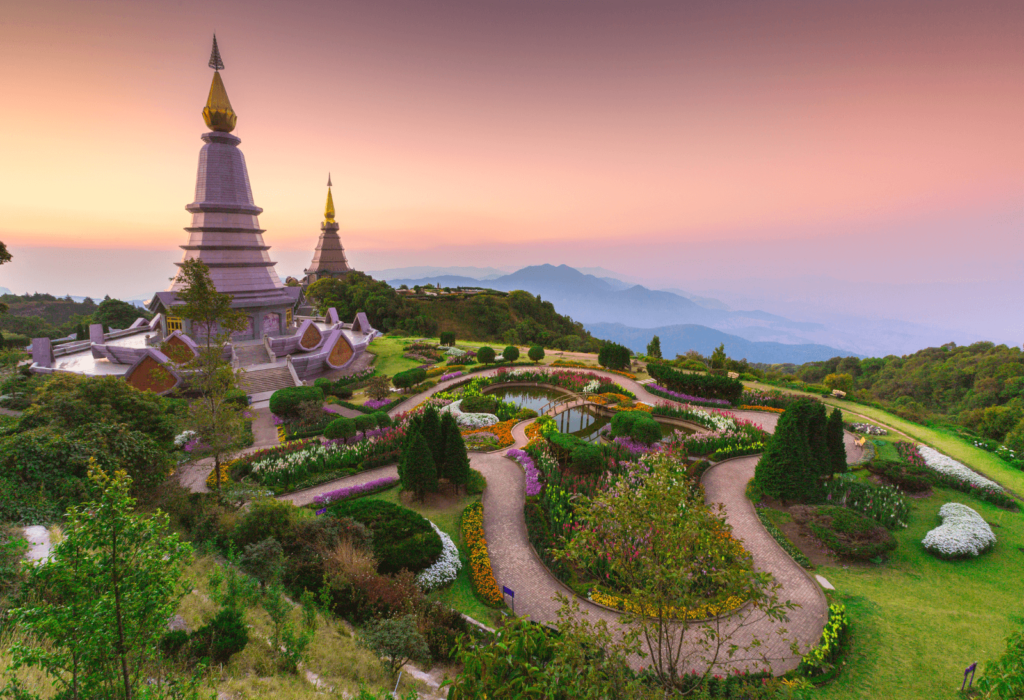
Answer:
[
  {"left": 630, "top": 415, "right": 662, "bottom": 445},
  {"left": 598, "top": 343, "right": 631, "bottom": 370},
  {"left": 439, "top": 331, "right": 456, "bottom": 347},
  {"left": 610, "top": 411, "right": 645, "bottom": 438},
  {"left": 325, "top": 417, "right": 357, "bottom": 441},
  {"left": 374, "top": 412, "right": 393, "bottom": 428},
  {"left": 269, "top": 386, "right": 324, "bottom": 418},
  {"left": 515, "top": 408, "right": 539, "bottom": 420},
  {"left": 460, "top": 395, "right": 498, "bottom": 414},
  {"left": 528, "top": 345, "right": 545, "bottom": 362},
  {"left": 327, "top": 499, "right": 442, "bottom": 574},
  {"left": 354, "top": 414, "right": 377, "bottom": 433},
  {"left": 503, "top": 346, "right": 520, "bottom": 363},
  {"left": 477, "top": 346, "right": 496, "bottom": 364},
  {"left": 571, "top": 444, "right": 605, "bottom": 474},
  {"left": 392, "top": 368, "right": 427, "bottom": 390}
]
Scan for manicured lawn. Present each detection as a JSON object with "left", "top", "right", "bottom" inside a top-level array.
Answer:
[
  {"left": 365, "top": 486, "right": 503, "bottom": 626},
  {"left": 366, "top": 337, "right": 426, "bottom": 377},
  {"left": 744, "top": 381, "right": 1024, "bottom": 497},
  {"left": 814, "top": 483, "right": 1022, "bottom": 700}
]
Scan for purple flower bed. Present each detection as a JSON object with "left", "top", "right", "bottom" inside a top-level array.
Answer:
[
  {"left": 313, "top": 476, "right": 400, "bottom": 507},
  {"left": 506, "top": 448, "right": 542, "bottom": 496},
  {"left": 440, "top": 371, "right": 463, "bottom": 382},
  {"left": 611, "top": 436, "right": 662, "bottom": 455},
  {"left": 364, "top": 398, "right": 394, "bottom": 410},
  {"left": 648, "top": 385, "right": 731, "bottom": 407}
]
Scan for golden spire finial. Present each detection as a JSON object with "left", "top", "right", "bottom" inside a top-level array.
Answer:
[
  {"left": 202, "top": 34, "right": 237, "bottom": 132},
  {"left": 324, "top": 174, "right": 336, "bottom": 224}
]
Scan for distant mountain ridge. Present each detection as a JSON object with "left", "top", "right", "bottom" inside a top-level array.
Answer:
[{"left": 586, "top": 322, "right": 857, "bottom": 364}]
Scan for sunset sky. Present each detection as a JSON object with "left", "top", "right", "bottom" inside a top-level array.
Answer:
[{"left": 0, "top": 0, "right": 1021, "bottom": 304}]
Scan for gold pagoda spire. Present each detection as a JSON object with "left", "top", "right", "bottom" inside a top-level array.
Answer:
[
  {"left": 324, "top": 174, "right": 336, "bottom": 224},
  {"left": 202, "top": 34, "right": 237, "bottom": 132}
]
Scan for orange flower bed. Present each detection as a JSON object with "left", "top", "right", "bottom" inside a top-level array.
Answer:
[
  {"left": 739, "top": 405, "right": 786, "bottom": 414},
  {"left": 462, "top": 502, "right": 503, "bottom": 606},
  {"left": 461, "top": 419, "right": 515, "bottom": 448}
]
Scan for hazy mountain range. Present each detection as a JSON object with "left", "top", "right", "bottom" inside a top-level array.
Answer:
[{"left": 372, "top": 264, "right": 996, "bottom": 360}]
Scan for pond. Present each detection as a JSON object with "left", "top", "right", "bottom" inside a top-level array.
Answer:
[{"left": 483, "top": 385, "right": 568, "bottom": 414}]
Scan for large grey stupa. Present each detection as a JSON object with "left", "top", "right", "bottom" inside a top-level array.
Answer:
[{"left": 150, "top": 35, "right": 299, "bottom": 340}]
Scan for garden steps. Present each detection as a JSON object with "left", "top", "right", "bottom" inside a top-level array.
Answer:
[
  {"left": 234, "top": 343, "right": 271, "bottom": 366},
  {"left": 239, "top": 365, "right": 298, "bottom": 395}
]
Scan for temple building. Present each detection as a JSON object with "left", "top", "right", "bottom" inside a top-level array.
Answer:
[
  {"left": 149, "top": 35, "right": 300, "bottom": 340},
  {"left": 302, "top": 175, "right": 354, "bottom": 286}
]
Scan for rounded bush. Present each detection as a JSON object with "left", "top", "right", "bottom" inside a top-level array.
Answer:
[
  {"left": 503, "top": 346, "right": 520, "bottom": 363},
  {"left": 269, "top": 386, "right": 324, "bottom": 418},
  {"left": 571, "top": 444, "right": 606, "bottom": 474},
  {"left": 461, "top": 395, "right": 499, "bottom": 414},
  {"left": 630, "top": 415, "right": 662, "bottom": 445},
  {"left": 528, "top": 345, "right": 545, "bottom": 362},
  {"left": 393, "top": 368, "right": 427, "bottom": 390},
  {"left": 477, "top": 346, "right": 496, "bottom": 364},
  {"left": 374, "top": 412, "right": 393, "bottom": 428},
  {"left": 324, "top": 417, "right": 357, "bottom": 440},
  {"left": 610, "top": 411, "right": 645, "bottom": 438},
  {"left": 354, "top": 413, "right": 377, "bottom": 433},
  {"left": 515, "top": 408, "right": 539, "bottom": 420},
  {"left": 327, "top": 499, "right": 442, "bottom": 574}
]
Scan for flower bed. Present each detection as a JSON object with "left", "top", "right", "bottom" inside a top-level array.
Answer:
[
  {"left": 589, "top": 589, "right": 745, "bottom": 621},
  {"left": 917, "top": 445, "right": 1005, "bottom": 493},
  {"left": 441, "top": 399, "right": 499, "bottom": 429},
  {"left": 416, "top": 522, "right": 462, "bottom": 590},
  {"left": 549, "top": 360, "right": 636, "bottom": 380},
  {"left": 798, "top": 602, "right": 850, "bottom": 677},
  {"left": 740, "top": 389, "right": 812, "bottom": 410},
  {"left": 646, "top": 384, "right": 732, "bottom": 408},
  {"left": 462, "top": 419, "right": 515, "bottom": 449},
  {"left": 709, "top": 442, "right": 767, "bottom": 461},
  {"left": 312, "top": 476, "right": 400, "bottom": 507},
  {"left": 439, "top": 371, "right": 463, "bottom": 382},
  {"left": 738, "top": 405, "right": 786, "bottom": 414},
  {"left": 462, "top": 502, "right": 503, "bottom": 606},
  {"left": 850, "top": 423, "right": 888, "bottom": 436},
  {"left": 363, "top": 397, "right": 394, "bottom": 410},
  {"left": 820, "top": 479, "right": 908, "bottom": 530},
  {"left": 506, "top": 448, "right": 542, "bottom": 496},
  {"left": 922, "top": 502, "right": 996, "bottom": 559}
]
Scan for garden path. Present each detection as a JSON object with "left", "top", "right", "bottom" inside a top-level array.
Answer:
[{"left": 277, "top": 464, "right": 399, "bottom": 507}]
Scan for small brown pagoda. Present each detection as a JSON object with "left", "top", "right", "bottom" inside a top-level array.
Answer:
[{"left": 302, "top": 175, "right": 354, "bottom": 285}]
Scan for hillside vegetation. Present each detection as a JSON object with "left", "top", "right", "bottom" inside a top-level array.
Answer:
[{"left": 0, "top": 293, "right": 150, "bottom": 344}]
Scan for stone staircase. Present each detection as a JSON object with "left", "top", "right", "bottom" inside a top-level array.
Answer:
[
  {"left": 239, "top": 365, "right": 296, "bottom": 395},
  {"left": 234, "top": 344, "right": 271, "bottom": 367}
]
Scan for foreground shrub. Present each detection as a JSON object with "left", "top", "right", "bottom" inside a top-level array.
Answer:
[
  {"left": 922, "top": 502, "right": 996, "bottom": 559},
  {"left": 324, "top": 416, "right": 357, "bottom": 440},
  {"left": 327, "top": 499, "right": 442, "bottom": 574},
  {"left": 189, "top": 606, "right": 249, "bottom": 663},
  {"left": 270, "top": 386, "right": 324, "bottom": 418},
  {"left": 978, "top": 619, "right": 1024, "bottom": 700}
]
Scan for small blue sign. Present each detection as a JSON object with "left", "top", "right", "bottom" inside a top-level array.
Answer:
[{"left": 503, "top": 586, "right": 515, "bottom": 598}]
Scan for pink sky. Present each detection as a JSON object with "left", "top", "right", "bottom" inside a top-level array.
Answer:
[{"left": 0, "top": 0, "right": 1021, "bottom": 294}]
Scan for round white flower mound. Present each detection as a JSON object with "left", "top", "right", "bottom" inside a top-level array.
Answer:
[
  {"left": 918, "top": 445, "right": 1005, "bottom": 493},
  {"left": 416, "top": 522, "right": 461, "bottom": 590},
  {"left": 441, "top": 399, "right": 499, "bottom": 428},
  {"left": 922, "top": 503, "right": 996, "bottom": 559}
]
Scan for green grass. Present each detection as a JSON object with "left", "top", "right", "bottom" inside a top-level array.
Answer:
[
  {"left": 814, "top": 483, "right": 1023, "bottom": 700},
  {"left": 744, "top": 381, "right": 1024, "bottom": 497},
  {"left": 366, "top": 337, "right": 426, "bottom": 377},
  {"left": 365, "top": 486, "right": 503, "bottom": 626}
]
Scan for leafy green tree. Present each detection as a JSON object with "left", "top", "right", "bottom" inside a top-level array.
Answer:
[
  {"left": 598, "top": 343, "right": 630, "bottom": 371},
  {"left": 306, "top": 273, "right": 410, "bottom": 332},
  {"left": 477, "top": 346, "right": 496, "bottom": 365},
  {"left": 502, "top": 345, "right": 519, "bottom": 363},
  {"left": 92, "top": 298, "right": 148, "bottom": 329},
  {"left": 528, "top": 345, "right": 545, "bottom": 362},
  {"left": 359, "top": 614, "right": 429, "bottom": 679},
  {"left": 710, "top": 343, "right": 728, "bottom": 370},
  {"left": 4, "top": 467, "right": 193, "bottom": 699},
  {"left": 823, "top": 373, "right": 854, "bottom": 392},
  {"left": 171, "top": 260, "right": 251, "bottom": 493},
  {"left": 261, "top": 584, "right": 317, "bottom": 673},
  {"left": 403, "top": 431, "right": 438, "bottom": 500},
  {"left": 646, "top": 335, "right": 662, "bottom": 360},
  {"left": 558, "top": 452, "right": 794, "bottom": 690},
  {"left": 1006, "top": 418, "right": 1024, "bottom": 456},
  {"left": 366, "top": 375, "right": 392, "bottom": 401}
]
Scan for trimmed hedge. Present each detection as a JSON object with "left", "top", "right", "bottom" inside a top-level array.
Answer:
[
  {"left": 646, "top": 362, "right": 742, "bottom": 404},
  {"left": 326, "top": 499, "right": 442, "bottom": 574},
  {"left": 269, "top": 386, "right": 324, "bottom": 417},
  {"left": 392, "top": 367, "right": 427, "bottom": 390},
  {"left": 597, "top": 343, "right": 630, "bottom": 371},
  {"left": 324, "top": 417, "right": 356, "bottom": 440}
]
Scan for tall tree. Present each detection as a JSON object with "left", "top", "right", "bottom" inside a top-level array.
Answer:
[
  {"left": 439, "top": 412, "right": 470, "bottom": 492},
  {"left": 827, "top": 407, "right": 848, "bottom": 475},
  {"left": 646, "top": 335, "right": 662, "bottom": 360},
  {"left": 403, "top": 431, "right": 438, "bottom": 500},
  {"left": 420, "top": 405, "right": 444, "bottom": 464},
  {"left": 0, "top": 240, "right": 10, "bottom": 315},
  {"left": 171, "top": 259, "right": 251, "bottom": 492},
  {"left": 4, "top": 467, "right": 193, "bottom": 700},
  {"left": 710, "top": 343, "right": 727, "bottom": 369}
]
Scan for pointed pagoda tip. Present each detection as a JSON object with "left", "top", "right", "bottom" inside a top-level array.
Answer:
[
  {"left": 209, "top": 33, "right": 225, "bottom": 71},
  {"left": 327, "top": 173, "right": 332, "bottom": 188}
]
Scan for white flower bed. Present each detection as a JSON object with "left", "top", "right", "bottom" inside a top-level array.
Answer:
[
  {"left": 582, "top": 379, "right": 601, "bottom": 394},
  {"left": 416, "top": 522, "right": 461, "bottom": 590},
  {"left": 445, "top": 346, "right": 467, "bottom": 357},
  {"left": 440, "top": 399, "right": 499, "bottom": 428},
  {"left": 174, "top": 430, "right": 197, "bottom": 447},
  {"left": 922, "top": 503, "right": 996, "bottom": 559},
  {"left": 918, "top": 445, "right": 1005, "bottom": 493}
]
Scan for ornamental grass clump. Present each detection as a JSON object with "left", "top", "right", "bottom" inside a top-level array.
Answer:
[{"left": 922, "top": 502, "right": 996, "bottom": 559}]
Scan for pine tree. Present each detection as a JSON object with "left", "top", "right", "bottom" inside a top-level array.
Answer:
[
  {"left": 398, "top": 415, "right": 423, "bottom": 488},
  {"left": 646, "top": 335, "right": 662, "bottom": 360},
  {"left": 827, "top": 407, "right": 847, "bottom": 475},
  {"left": 755, "top": 400, "right": 813, "bottom": 500},
  {"left": 404, "top": 431, "right": 438, "bottom": 500},
  {"left": 420, "top": 405, "right": 444, "bottom": 464},
  {"left": 439, "top": 413, "right": 470, "bottom": 492},
  {"left": 806, "top": 402, "right": 830, "bottom": 483}
]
